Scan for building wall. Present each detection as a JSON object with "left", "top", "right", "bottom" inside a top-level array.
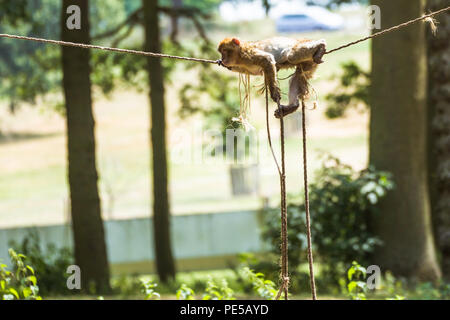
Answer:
[{"left": 0, "top": 211, "right": 268, "bottom": 274}]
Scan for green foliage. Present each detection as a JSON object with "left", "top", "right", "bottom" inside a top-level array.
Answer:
[
  {"left": 160, "top": 0, "right": 223, "bottom": 12},
  {"left": 345, "top": 262, "right": 406, "bottom": 300},
  {"left": 240, "top": 267, "right": 278, "bottom": 300},
  {"left": 141, "top": 281, "right": 161, "bottom": 300},
  {"left": 346, "top": 261, "right": 367, "bottom": 300},
  {"left": 0, "top": 1, "right": 130, "bottom": 112},
  {"left": 262, "top": 155, "right": 394, "bottom": 287},
  {"left": 202, "top": 278, "right": 235, "bottom": 300},
  {"left": 407, "top": 281, "right": 450, "bottom": 300},
  {"left": 0, "top": 0, "right": 61, "bottom": 109},
  {"left": 178, "top": 62, "right": 241, "bottom": 131},
  {"left": 174, "top": 278, "right": 235, "bottom": 300},
  {"left": 176, "top": 284, "right": 196, "bottom": 300},
  {"left": 178, "top": 44, "right": 253, "bottom": 161},
  {"left": 0, "top": 0, "right": 32, "bottom": 27},
  {"left": 111, "top": 274, "right": 143, "bottom": 298},
  {"left": 9, "top": 230, "right": 74, "bottom": 296},
  {"left": 0, "top": 249, "right": 41, "bottom": 300},
  {"left": 139, "top": 268, "right": 275, "bottom": 300},
  {"left": 325, "top": 61, "right": 370, "bottom": 119}
]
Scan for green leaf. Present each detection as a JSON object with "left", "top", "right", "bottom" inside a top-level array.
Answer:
[
  {"left": 348, "top": 268, "right": 355, "bottom": 281},
  {"left": 26, "top": 265, "right": 35, "bottom": 275},
  {"left": 348, "top": 281, "right": 357, "bottom": 293},
  {"left": 9, "top": 288, "right": 19, "bottom": 299},
  {"left": 27, "top": 275, "right": 37, "bottom": 286},
  {"left": 22, "top": 287, "right": 32, "bottom": 298}
]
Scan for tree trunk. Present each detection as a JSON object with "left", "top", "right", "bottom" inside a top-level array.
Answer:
[
  {"left": 61, "top": 0, "right": 111, "bottom": 293},
  {"left": 427, "top": 0, "right": 450, "bottom": 280},
  {"left": 170, "top": 0, "right": 183, "bottom": 42},
  {"left": 142, "top": 0, "right": 176, "bottom": 282},
  {"left": 369, "top": 0, "right": 441, "bottom": 281}
]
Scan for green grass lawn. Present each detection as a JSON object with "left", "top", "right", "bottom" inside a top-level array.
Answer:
[{"left": 0, "top": 13, "right": 370, "bottom": 228}]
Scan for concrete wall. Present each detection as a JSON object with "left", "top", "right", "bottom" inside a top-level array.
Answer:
[{"left": 0, "top": 211, "right": 268, "bottom": 274}]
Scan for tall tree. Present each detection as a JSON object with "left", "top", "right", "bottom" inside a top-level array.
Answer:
[
  {"left": 61, "top": 0, "right": 111, "bottom": 293},
  {"left": 142, "top": 0, "right": 176, "bottom": 282},
  {"left": 427, "top": 0, "right": 450, "bottom": 280},
  {"left": 170, "top": 0, "right": 183, "bottom": 42},
  {"left": 369, "top": 0, "right": 441, "bottom": 280}
]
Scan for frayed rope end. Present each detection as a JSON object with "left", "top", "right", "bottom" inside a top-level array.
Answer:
[{"left": 424, "top": 16, "right": 439, "bottom": 35}]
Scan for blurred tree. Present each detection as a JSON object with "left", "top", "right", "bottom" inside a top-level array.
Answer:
[
  {"left": 0, "top": 1, "right": 61, "bottom": 114},
  {"left": 80, "top": 0, "right": 212, "bottom": 283},
  {"left": 61, "top": 0, "right": 111, "bottom": 293},
  {"left": 0, "top": 1, "right": 127, "bottom": 114},
  {"left": 142, "top": 0, "right": 176, "bottom": 283},
  {"left": 427, "top": 0, "right": 450, "bottom": 280},
  {"left": 369, "top": 0, "right": 441, "bottom": 281},
  {"left": 170, "top": 0, "right": 183, "bottom": 43}
]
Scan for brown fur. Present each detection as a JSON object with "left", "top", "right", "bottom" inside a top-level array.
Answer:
[{"left": 218, "top": 37, "right": 326, "bottom": 118}]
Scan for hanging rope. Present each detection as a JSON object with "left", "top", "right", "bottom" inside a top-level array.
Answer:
[
  {"left": 265, "top": 90, "right": 289, "bottom": 301},
  {"left": 301, "top": 100, "right": 317, "bottom": 300},
  {"left": 277, "top": 99, "right": 289, "bottom": 301}
]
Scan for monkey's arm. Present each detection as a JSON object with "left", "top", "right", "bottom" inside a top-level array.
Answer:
[{"left": 252, "top": 49, "right": 280, "bottom": 103}]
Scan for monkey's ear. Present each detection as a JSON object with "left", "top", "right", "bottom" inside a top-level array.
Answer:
[{"left": 232, "top": 38, "right": 241, "bottom": 46}]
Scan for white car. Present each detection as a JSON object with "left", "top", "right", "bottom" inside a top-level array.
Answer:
[{"left": 276, "top": 12, "right": 343, "bottom": 32}]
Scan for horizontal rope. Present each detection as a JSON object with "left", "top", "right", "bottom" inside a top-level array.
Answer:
[
  {"left": 0, "top": 6, "right": 448, "bottom": 62},
  {"left": 325, "top": 6, "right": 450, "bottom": 55},
  {"left": 0, "top": 33, "right": 219, "bottom": 65}
]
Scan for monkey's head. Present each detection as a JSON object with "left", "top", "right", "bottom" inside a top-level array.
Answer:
[{"left": 218, "top": 37, "right": 241, "bottom": 67}]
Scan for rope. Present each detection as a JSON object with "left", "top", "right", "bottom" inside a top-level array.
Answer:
[
  {"left": 325, "top": 6, "right": 450, "bottom": 55},
  {"left": 277, "top": 99, "right": 289, "bottom": 301},
  {"left": 301, "top": 100, "right": 317, "bottom": 300},
  {"left": 265, "top": 89, "right": 289, "bottom": 300},
  {"left": 0, "top": 6, "right": 448, "bottom": 63},
  {"left": 265, "top": 89, "right": 282, "bottom": 176},
  {"left": 0, "top": 33, "right": 220, "bottom": 65}
]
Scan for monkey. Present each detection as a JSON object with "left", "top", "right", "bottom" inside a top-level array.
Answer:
[{"left": 217, "top": 37, "right": 326, "bottom": 118}]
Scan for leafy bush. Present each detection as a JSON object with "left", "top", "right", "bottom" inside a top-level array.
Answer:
[
  {"left": 142, "top": 281, "right": 161, "bottom": 300},
  {"left": 141, "top": 277, "right": 236, "bottom": 301},
  {"left": 345, "top": 261, "right": 404, "bottom": 300},
  {"left": 240, "top": 267, "right": 278, "bottom": 300},
  {"left": 325, "top": 61, "right": 370, "bottom": 119},
  {"left": 9, "top": 229, "right": 74, "bottom": 295},
  {"left": 346, "top": 261, "right": 369, "bottom": 300},
  {"left": 144, "top": 267, "right": 278, "bottom": 300},
  {"left": 0, "top": 249, "right": 41, "bottom": 300},
  {"left": 407, "top": 281, "right": 450, "bottom": 300},
  {"left": 262, "top": 155, "right": 394, "bottom": 287}
]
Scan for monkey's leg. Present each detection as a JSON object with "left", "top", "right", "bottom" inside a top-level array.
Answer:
[
  {"left": 274, "top": 71, "right": 301, "bottom": 119},
  {"left": 287, "top": 39, "right": 326, "bottom": 65}
]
